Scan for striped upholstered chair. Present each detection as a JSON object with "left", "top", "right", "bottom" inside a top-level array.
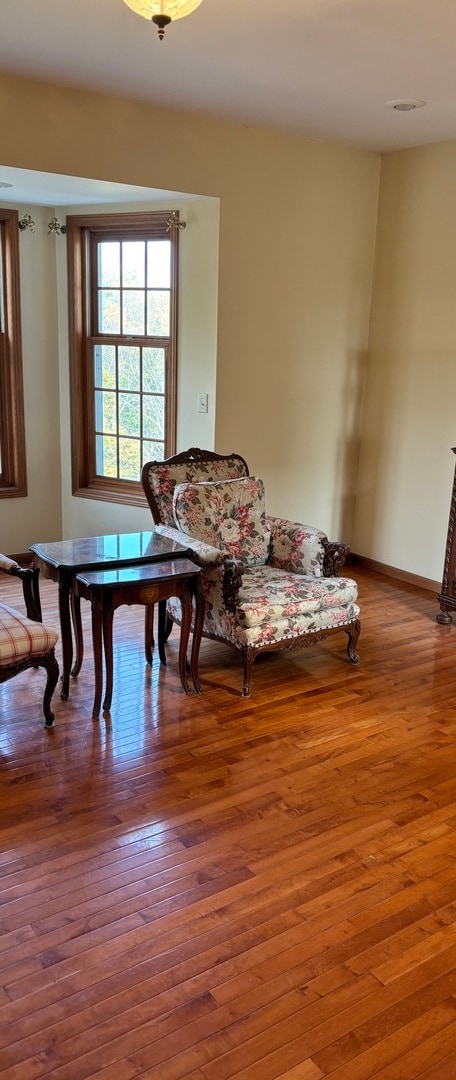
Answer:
[{"left": 0, "top": 554, "right": 59, "bottom": 727}]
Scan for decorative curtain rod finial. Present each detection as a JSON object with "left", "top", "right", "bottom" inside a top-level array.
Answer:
[
  {"left": 18, "top": 213, "right": 35, "bottom": 232},
  {"left": 48, "top": 217, "right": 67, "bottom": 236},
  {"left": 165, "top": 210, "right": 186, "bottom": 232}
]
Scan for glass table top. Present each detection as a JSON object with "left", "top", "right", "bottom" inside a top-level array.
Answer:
[{"left": 29, "top": 531, "right": 189, "bottom": 570}]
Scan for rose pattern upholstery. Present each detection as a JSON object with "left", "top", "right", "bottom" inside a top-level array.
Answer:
[
  {"left": 142, "top": 452, "right": 249, "bottom": 528},
  {"left": 149, "top": 463, "right": 361, "bottom": 696},
  {"left": 173, "top": 477, "right": 271, "bottom": 566}
]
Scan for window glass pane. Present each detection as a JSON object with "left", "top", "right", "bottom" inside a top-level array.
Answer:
[
  {"left": 96, "top": 434, "right": 117, "bottom": 477},
  {"left": 95, "top": 389, "right": 117, "bottom": 434},
  {"left": 94, "top": 344, "right": 116, "bottom": 388},
  {"left": 147, "top": 240, "right": 171, "bottom": 288},
  {"left": 147, "top": 291, "right": 170, "bottom": 336},
  {"left": 122, "top": 241, "right": 145, "bottom": 288},
  {"left": 119, "top": 437, "right": 140, "bottom": 480},
  {"left": 118, "top": 346, "right": 140, "bottom": 391},
  {"left": 143, "top": 395, "right": 164, "bottom": 440},
  {"left": 99, "top": 290, "right": 120, "bottom": 334},
  {"left": 119, "top": 392, "right": 140, "bottom": 437},
  {"left": 143, "top": 440, "right": 164, "bottom": 462},
  {"left": 123, "top": 290, "right": 145, "bottom": 335},
  {"left": 98, "top": 242, "right": 120, "bottom": 288},
  {"left": 143, "top": 348, "right": 165, "bottom": 393}
]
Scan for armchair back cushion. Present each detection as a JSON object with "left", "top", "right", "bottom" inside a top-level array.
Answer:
[{"left": 173, "top": 476, "right": 271, "bottom": 566}]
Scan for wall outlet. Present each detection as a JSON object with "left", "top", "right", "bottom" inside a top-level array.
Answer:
[{"left": 197, "top": 393, "right": 208, "bottom": 413}]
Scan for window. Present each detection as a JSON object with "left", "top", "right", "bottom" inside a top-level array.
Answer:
[
  {"left": 67, "top": 211, "right": 178, "bottom": 505},
  {"left": 0, "top": 208, "right": 27, "bottom": 497}
]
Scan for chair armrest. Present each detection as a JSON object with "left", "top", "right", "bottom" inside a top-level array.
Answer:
[
  {"left": 266, "top": 517, "right": 348, "bottom": 577},
  {"left": 155, "top": 528, "right": 244, "bottom": 612},
  {"left": 0, "top": 552, "right": 42, "bottom": 621},
  {"left": 222, "top": 556, "right": 245, "bottom": 614},
  {"left": 155, "top": 524, "right": 223, "bottom": 567},
  {"left": 321, "top": 540, "right": 349, "bottom": 577}
]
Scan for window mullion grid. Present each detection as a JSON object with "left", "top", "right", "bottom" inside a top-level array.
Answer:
[
  {"left": 139, "top": 345, "right": 144, "bottom": 469},
  {"left": 115, "top": 344, "right": 120, "bottom": 480},
  {"left": 119, "top": 243, "right": 124, "bottom": 338}
]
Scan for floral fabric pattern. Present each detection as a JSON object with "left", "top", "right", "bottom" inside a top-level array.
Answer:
[
  {"left": 166, "top": 562, "right": 359, "bottom": 650},
  {"left": 155, "top": 470, "right": 360, "bottom": 677},
  {"left": 234, "top": 565, "right": 358, "bottom": 627},
  {"left": 173, "top": 477, "right": 271, "bottom": 566},
  {"left": 268, "top": 516, "right": 328, "bottom": 577},
  {"left": 145, "top": 457, "right": 248, "bottom": 527}
]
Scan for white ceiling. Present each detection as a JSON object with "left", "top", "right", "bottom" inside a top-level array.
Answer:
[{"left": 0, "top": 0, "right": 455, "bottom": 205}]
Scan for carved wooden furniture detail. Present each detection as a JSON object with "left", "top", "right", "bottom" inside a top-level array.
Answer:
[{"left": 437, "top": 447, "right": 456, "bottom": 624}]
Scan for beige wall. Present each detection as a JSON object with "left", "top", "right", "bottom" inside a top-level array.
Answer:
[
  {"left": 0, "top": 72, "right": 380, "bottom": 552},
  {"left": 1, "top": 205, "right": 62, "bottom": 554},
  {"left": 353, "top": 141, "right": 456, "bottom": 583}
]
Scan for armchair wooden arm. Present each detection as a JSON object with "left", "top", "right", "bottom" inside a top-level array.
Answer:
[{"left": 1, "top": 556, "right": 43, "bottom": 622}]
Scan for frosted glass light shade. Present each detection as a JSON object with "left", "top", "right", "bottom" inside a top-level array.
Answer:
[{"left": 123, "top": 0, "right": 203, "bottom": 23}]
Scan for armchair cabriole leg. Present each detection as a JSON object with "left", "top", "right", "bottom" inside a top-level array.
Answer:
[
  {"left": 241, "top": 647, "right": 255, "bottom": 697},
  {"left": 346, "top": 620, "right": 361, "bottom": 665},
  {"left": 43, "top": 650, "right": 59, "bottom": 727}
]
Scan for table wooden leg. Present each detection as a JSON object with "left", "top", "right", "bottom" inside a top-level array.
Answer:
[
  {"left": 90, "top": 593, "right": 104, "bottom": 719},
  {"left": 190, "top": 577, "right": 204, "bottom": 693},
  {"left": 178, "top": 583, "right": 193, "bottom": 694},
  {"left": 102, "top": 601, "right": 114, "bottom": 713},
  {"left": 144, "top": 604, "right": 154, "bottom": 664},
  {"left": 158, "top": 600, "right": 167, "bottom": 665},
  {"left": 70, "top": 589, "right": 84, "bottom": 677},
  {"left": 58, "top": 579, "right": 73, "bottom": 700}
]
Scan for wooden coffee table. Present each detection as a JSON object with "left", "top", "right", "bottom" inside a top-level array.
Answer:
[
  {"left": 74, "top": 559, "right": 204, "bottom": 719},
  {"left": 30, "top": 531, "right": 189, "bottom": 699}
]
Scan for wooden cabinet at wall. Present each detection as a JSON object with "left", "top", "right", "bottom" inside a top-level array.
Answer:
[{"left": 437, "top": 447, "right": 456, "bottom": 623}]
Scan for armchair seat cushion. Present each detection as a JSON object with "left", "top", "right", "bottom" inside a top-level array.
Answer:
[
  {"left": 0, "top": 603, "right": 58, "bottom": 666},
  {"left": 234, "top": 566, "right": 359, "bottom": 628},
  {"left": 168, "top": 565, "right": 359, "bottom": 650}
]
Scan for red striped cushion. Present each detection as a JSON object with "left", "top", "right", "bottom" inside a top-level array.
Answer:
[{"left": 0, "top": 604, "right": 58, "bottom": 666}]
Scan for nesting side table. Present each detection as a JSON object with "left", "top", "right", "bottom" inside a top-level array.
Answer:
[
  {"left": 30, "top": 531, "right": 189, "bottom": 699},
  {"left": 74, "top": 559, "right": 204, "bottom": 719}
]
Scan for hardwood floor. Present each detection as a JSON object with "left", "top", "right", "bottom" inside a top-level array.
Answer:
[{"left": 2, "top": 566, "right": 456, "bottom": 1078}]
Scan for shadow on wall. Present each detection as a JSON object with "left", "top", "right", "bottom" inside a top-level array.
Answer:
[{"left": 336, "top": 349, "right": 369, "bottom": 547}]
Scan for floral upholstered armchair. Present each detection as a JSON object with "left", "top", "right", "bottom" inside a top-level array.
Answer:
[
  {"left": 142, "top": 448, "right": 360, "bottom": 696},
  {"left": 0, "top": 554, "right": 59, "bottom": 726}
]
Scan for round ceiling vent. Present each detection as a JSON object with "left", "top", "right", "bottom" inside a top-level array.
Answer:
[{"left": 385, "top": 99, "right": 427, "bottom": 111}]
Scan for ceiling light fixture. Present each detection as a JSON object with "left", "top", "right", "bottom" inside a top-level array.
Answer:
[{"left": 122, "top": 0, "right": 203, "bottom": 40}]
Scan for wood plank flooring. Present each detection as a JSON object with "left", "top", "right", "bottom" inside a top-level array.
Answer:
[{"left": 2, "top": 566, "right": 456, "bottom": 1078}]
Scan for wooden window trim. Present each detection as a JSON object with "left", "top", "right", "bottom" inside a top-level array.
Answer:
[
  {"left": 0, "top": 208, "right": 27, "bottom": 498},
  {"left": 67, "top": 211, "right": 178, "bottom": 507}
]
